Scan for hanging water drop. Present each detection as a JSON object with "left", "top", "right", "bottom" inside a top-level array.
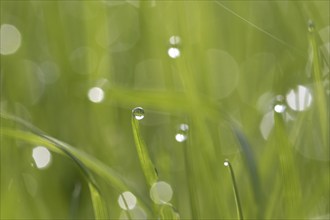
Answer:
[
  {"left": 274, "top": 95, "right": 286, "bottom": 113},
  {"left": 132, "top": 107, "right": 145, "bottom": 120}
]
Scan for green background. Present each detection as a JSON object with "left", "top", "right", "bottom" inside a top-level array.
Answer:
[{"left": 1, "top": 0, "right": 329, "bottom": 219}]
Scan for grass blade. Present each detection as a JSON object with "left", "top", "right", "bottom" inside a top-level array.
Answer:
[
  {"left": 159, "top": 204, "right": 180, "bottom": 220},
  {"left": 308, "top": 20, "right": 329, "bottom": 149},
  {"left": 232, "top": 126, "right": 263, "bottom": 212},
  {"left": 131, "top": 107, "right": 158, "bottom": 187},
  {"left": 88, "top": 182, "right": 109, "bottom": 220},
  {"left": 1, "top": 112, "right": 153, "bottom": 218},
  {"left": 224, "top": 160, "right": 244, "bottom": 220},
  {"left": 273, "top": 112, "right": 301, "bottom": 218},
  {"left": 182, "top": 139, "right": 201, "bottom": 219},
  {"left": 1, "top": 127, "right": 109, "bottom": 219},
  {"left": 0, "top": 112, "right": 129, "bottom": 192}
]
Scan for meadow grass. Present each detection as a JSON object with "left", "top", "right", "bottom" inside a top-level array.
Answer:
[{"left": 1, "top": 1, "right": 329, "bottom": 219}]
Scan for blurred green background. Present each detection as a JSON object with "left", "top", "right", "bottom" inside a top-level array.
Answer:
[{"left": 1, "top": 0, "right": 329, "bottom": 219}]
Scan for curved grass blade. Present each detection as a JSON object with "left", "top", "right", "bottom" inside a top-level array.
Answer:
[
  {"left": 88, "top": 182, "right": 109, "bottom": 220},
  {"left": 0, "top": 112, "right": 129, "bottom": 192},
  {"left": 224, "top": 160, "right": 244, "bottom": 220},
  {"left": 131, "top": 108, "right": 158, "bottom": 187},
  {"left": 231, "top": 126, "right": 263, "bottom": 211},
  {"left": 1, "top": 128, "right": 109, "bottom": 220},
  {"left": 1, "top": 112, "right": 152, "bottom": 217}
]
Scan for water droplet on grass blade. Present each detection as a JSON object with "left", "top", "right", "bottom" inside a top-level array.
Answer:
[
  {"left": 274, "top": 104, "right": 286, "bottom": 113},
  {"left": 132, "top": 107, "right": 144, "bottom": 120},
  {"left": 118, "top": 191, "right": 137, "bottom": 210}
]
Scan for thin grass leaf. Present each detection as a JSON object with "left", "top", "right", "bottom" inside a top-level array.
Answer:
[
  {"left": 131, "top": 108, "right": 158, "bottom": 187},
  {"left": 0, "top": 112, "right": 129, "bottom": 192},
  {"left": 224, "top": 160, "right": 244, "bottom": 220},
  {"left": 182, "top": 139, "right": 201, "bottom": 219},
  {"left": 159, "top": 204, "right": 180, "bottom": 220},
  {"left": 273, "top": 112, "right": 301, "bottom": 218},
  {"left": 1, "top": 127, "right": 109, "bottom": 219},
  {"left": 88, "top": 182, "right": 109, "bottom": 220},
  {"left": 232, "top": 126, "right": 264, "bottom": 213},
  {"left": 308, "top": 21, "right": 329, "bottom": 148},
  {"left": 1, "top": 113, "right": 154, "bottom": 217}
]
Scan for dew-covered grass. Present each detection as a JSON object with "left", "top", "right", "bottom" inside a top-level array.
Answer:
[{"left": 1, "top": 1, "right": 329, "bottom": 219}]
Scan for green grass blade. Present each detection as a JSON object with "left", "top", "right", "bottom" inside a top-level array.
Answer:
[
  {"left": 131, "top": 107, "right": 158, "bottom": 187},
  {"left": 1, "top": 112, "right": 153, "bottom": 216},
  {"left": 1, "top": 127, "right": 109, "bottom": 220},
  {"left": 232, "top": 126, "right": 263, "bottom": 205},
  {"left": 159, "top": 204, "right": 180, "bottom": 220},
  {"left": 182, "top": 139, "right": 201, "bottom": 219},
  {"left": 224, "top": 160, "right": 244, "bottom": 220},
  {"left": 88, "top": 182, "right": 109, "bottom": 220},
  {"left": 0, "top": 112, "right": 128, "bottom": 192},
  {"left": 131, "top": 108, "right": 181, "bottom": 219},
  {"left": 273, "top": 112, "right": 301, "bottom": 218},
  {"left": 308, "top": 20, "right": 329, "bottom": 148}
]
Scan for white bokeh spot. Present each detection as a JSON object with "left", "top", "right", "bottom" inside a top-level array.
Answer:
[
  {"left": 118, "top": 191, "right": 137, "bottom": 210},
  {"left": 32, "top": 146, "right": 52, "bottom": 169},
  {"left": 149, "top": 181, "right": 173, "bottom": 204},
  {"left": 0, "top": 24, "right": 22, "bottom": 55},
  {"left": 286, "top": 85, "right": 312, "bottom": 111},
  {"left": 168, "top": 47, "right": 180, "bottom": 59},
  {"left": 88, "top": 87, "right": 105, "bottom": 103}
]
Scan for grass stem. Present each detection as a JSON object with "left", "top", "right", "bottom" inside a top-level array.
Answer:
[{"left": 224, "top": 160, "right": 244, "bottom": 220}]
